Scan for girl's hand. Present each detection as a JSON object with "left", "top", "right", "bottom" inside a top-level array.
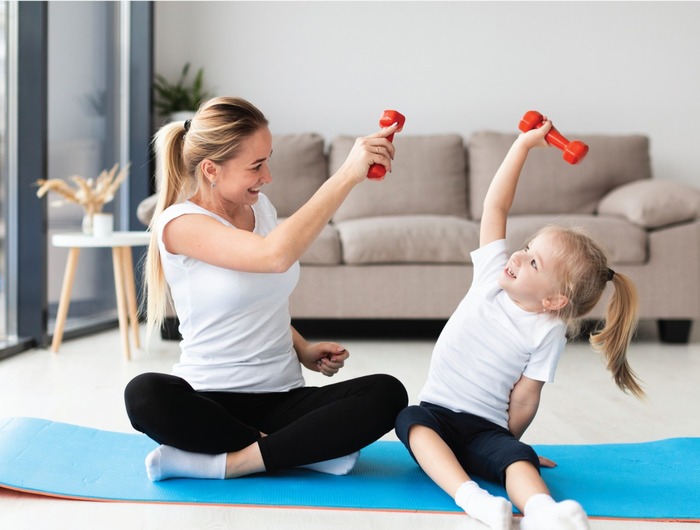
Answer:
[
  {"left": 337, "top": 123, "right": 399, "bottom": 184},
  {"left": 518, "top": 118, "right": 552, "bottom": 150},
  {"left": 538, "top": 455, "right": 557, "bottom": 468},
  {"left": 297, "top": 341, "right": 349, "bottom": 377}
]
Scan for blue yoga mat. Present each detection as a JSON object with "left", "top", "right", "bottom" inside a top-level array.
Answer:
[{"left": 1, "top": 417, "right": 698, "bottom": 520}]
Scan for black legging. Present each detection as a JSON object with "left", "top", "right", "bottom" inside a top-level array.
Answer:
[{"left": 124, "top": 372, "right": 407, "bottom": 472}]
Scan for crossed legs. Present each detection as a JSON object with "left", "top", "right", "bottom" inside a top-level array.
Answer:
[{"left": 124, "top": 372, "right": 407, "bottom": 480}]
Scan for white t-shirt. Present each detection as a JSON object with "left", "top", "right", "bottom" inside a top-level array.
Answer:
[
  {"left": 157, "top": 194, "right": 304, "bottom": 393},
  {"left": 419, "top": 239, "right": 566, "bottom": 429}
]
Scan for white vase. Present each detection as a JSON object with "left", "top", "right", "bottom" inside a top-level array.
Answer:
[{"left": 92, "top": 213, "right": 114, "bottom": 238}]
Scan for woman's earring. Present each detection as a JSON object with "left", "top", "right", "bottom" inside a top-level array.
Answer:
[{"left": 211, "top": 180, "right": 216, "bottom": 189}]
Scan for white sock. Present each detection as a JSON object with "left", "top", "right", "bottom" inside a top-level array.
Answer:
[
  {"left": 520, "top": 494, "right": 589, "bottom": 530},
  {"left": 145, "top": 445, "right": 227, "bottom": 481},
  {"left": 455, "top": 480, "right": 512, "bottom": 530},
  {"left": 299, "top": 451, "right": 360, "bottom": 476}
]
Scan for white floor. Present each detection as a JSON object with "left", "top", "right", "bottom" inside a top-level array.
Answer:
[{"left": 0, "top": 321, "right": 699, "bottom": 530}]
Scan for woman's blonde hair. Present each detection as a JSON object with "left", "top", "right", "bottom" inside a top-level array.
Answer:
[
  {"left": 142, "top": 96, "right": 268, "bottom": 344},
  {"left": 528, "top": 225, "right": 644, "bottom": 397}
]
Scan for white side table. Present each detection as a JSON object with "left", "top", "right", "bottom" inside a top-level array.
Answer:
[{"left": 51, "top": 231, "right": 151, "bottom": 360}]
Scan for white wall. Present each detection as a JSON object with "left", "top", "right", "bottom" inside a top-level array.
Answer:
[{"left": 155, "top": 1, "right": 700, "bottom": 186}]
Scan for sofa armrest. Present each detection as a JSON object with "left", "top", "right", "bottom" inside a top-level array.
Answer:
[
  {"left": 597, "top": 179, "right": 700, "bottom": 229},
  {"left": 136, "top": 194, "right": 158, "bottom": 227}
]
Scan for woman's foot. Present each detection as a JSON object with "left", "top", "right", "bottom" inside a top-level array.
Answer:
[
  {"left": 298, "top": 451, "right": 360, "bottom": 475},
  {"left": 145, "top": 445, "right": 226, "bottom": 481}
]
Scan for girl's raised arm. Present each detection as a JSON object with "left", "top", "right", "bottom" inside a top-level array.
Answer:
[{"left": 479, "top": 121, "right": 551, "bottom": 247}]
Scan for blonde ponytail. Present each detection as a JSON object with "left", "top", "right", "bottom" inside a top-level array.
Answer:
[
  {"left": 143, "top": 121, "right": 193, "bottom": 345},
  {"left": 589, "top": 272, "right": 645, "bottom": 398},
  {"left": 140, "top": 96, "right": 269, "bottom": 347},
  {"left": 532, "top": 225, "right": 645, "bottom": 399}
]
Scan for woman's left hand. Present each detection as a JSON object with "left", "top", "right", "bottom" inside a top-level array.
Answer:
[{"left": 297, "top": 342, "right": 349, "bottom": 377}]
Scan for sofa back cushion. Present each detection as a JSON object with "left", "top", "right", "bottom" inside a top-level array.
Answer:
[
  {"left": 505, "top": 215, "right": 647, "bottom": 265},
  {"left": 264, "top": 133, "right": 328, "bottom": 218},
  {"left": 335, "top": 215, "right": 479, "bottom": 265},
  {"left": 468, "top": 132, "right": 651, "bottom": 220},
  {"left": 329, "top": 134, "right": 469, "bottom": 222}
]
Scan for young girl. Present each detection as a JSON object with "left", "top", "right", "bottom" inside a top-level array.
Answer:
[{"left": 395, "top": 118, "right": 643, "bottom": 530}]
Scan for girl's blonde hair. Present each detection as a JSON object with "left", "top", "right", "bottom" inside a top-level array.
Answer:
[
  {"left": 142, "top": 96, "right": 268, "bottom": 344},
  {"left": 529, "top": 225, "right": 644, "bottom": 397}
]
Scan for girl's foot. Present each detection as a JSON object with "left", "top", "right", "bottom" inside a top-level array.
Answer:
[
  {"left": 520, "top": 494, "right": 589, "bottom": 530},
  {"left": 455, "top": 480, "right": 512, "bottom": 530}
]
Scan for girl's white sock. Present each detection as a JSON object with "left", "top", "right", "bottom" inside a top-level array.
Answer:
[
  {"left": 455, "top": 480, "right": 512, "bottom": 530},
  {"left": 145, "top": 445, "right": 227, "bottom": 481},
  {"left": 520, "top": 493, "right": 589, "bottom": 530},
  {"left": 298, "top": 451, "right": 360, "bottom": 476}
]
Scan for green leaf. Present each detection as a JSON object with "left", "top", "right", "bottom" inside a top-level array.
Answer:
[{"left": 152, "top": 62, "right": 213, "bottom": 116}]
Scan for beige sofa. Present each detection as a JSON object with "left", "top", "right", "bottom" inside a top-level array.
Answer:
[{"left": 139, "top": 131, "right": 700, "bottom": 343}]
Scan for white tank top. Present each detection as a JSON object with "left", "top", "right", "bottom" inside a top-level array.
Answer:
[{"left": 157, "top": 194, "right": 304, "bottom": 393}]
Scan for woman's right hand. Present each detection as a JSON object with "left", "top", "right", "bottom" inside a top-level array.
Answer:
[{"left": 337, "top": 122, "right": 400, "bottom": 184}]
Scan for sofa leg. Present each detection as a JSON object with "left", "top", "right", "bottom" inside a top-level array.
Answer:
[
  {"left": 657, "top": 319, "right": 692, "bottom": 344},
  {"left": 161, "top": 316, "right": 182, "bottom": 341}
]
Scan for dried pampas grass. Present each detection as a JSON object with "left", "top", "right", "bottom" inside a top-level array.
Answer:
[{"left": 36, "top": 163, "right": 130, "bottom": 216}]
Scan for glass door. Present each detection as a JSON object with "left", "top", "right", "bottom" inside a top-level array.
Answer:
[
  {"left": 46, "top": 1, "right": 125, "bottom": 333},
  {"left": 0, "top": 1, "right": 7, "bottom": 344}
]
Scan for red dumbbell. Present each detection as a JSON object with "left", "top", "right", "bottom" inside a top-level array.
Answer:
[
  {"left": 367, "top": 110, "right": 406, "bottom": 179},
  {"left": 518, "top": 110, "right": 589, "bottom": 165}
]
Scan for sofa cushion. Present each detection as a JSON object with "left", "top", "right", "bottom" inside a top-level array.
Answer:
[
  {"left": 278, "top": 219, "right": 341, "bottom": 265},
  {"left": 505, "top": 215, "right": 648, "bottom": 264},
  {"left": 329, "top": 135, "right": 469, "bottom": 222},
  {"left": 264, "top": 133, "right": 327, "bottom": 218},
  {"left": 468, "top": 132, "right": 651, "bottom": 220},
  {"left": 335, "top": 215, "right": 479, "bottom": 264},
  {"left": 597, "top": 179, "right": 700, "bottom": 229},
  {"left": 136, "top": 193, "right": 158, "bottom": 226}
]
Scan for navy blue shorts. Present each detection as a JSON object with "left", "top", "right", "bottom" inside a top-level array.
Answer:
[{"left": 395, "top": 402, "right": 540, "bottom": 485}]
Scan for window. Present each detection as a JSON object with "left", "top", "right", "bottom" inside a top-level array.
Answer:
[
  {"left": 0, "top": 1, "right": 152, "bottom": 359},
  {"left": 46, "top": 1, "right": 124, "bottom": 333}
]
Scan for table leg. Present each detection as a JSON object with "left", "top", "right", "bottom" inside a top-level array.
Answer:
[
  {"left": 51, "top": 247, "right": 81, "bottom": 353},
  {"left": 121, "top": 246, "right": 141, "bottom": 349},
  {"left": 112, "top": 247, "right": 131, "bottom": 361}
]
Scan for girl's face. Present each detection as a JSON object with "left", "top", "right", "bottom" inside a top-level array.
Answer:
[
  {"left": 205, "top": 126, "right": 273, "bottom": 208},
  {"left": 498, "top": 230, "right": 568, "bottom": 313}
]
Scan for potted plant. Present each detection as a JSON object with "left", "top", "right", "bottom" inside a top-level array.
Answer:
[{"left": 153, "top": 62, "right": 212, "bottom": 121}]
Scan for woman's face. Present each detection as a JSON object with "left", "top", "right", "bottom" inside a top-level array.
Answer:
[{"left": 208, "top": 126, "right": 273, "bottom": 208}]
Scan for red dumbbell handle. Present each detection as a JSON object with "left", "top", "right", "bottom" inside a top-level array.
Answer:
[
  {"left": 518, "top": 110, "right": 588, "bottom": 165},
  {"left": 368, "top": 110, "right": 406, "bottom": 180}
]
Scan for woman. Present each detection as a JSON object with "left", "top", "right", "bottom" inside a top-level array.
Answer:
[{"left": 125, "top": 96, "right": 408, "bottom": 481}]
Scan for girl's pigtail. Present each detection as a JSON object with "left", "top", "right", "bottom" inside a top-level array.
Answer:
[{"left": 589, "top": 272, "right": 645, "bottom": 398}]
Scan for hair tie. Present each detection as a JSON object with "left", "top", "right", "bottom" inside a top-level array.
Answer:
[
  {"left": 607, "top": 268, "right": 616, "bottom": 282},
  {"left": 183, "top": 119, "right": 191, "bottom": 133}
]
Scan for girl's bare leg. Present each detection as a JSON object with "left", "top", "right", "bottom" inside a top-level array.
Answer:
[
  {"left": 504, "top": 460, "right": 550, "bottom": 512},
  {"left": 408, "top": 425, "right": 512, "bottom": 530},
  {"left": 505, "top": 461, "right": 589, "bottom": 530}
]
